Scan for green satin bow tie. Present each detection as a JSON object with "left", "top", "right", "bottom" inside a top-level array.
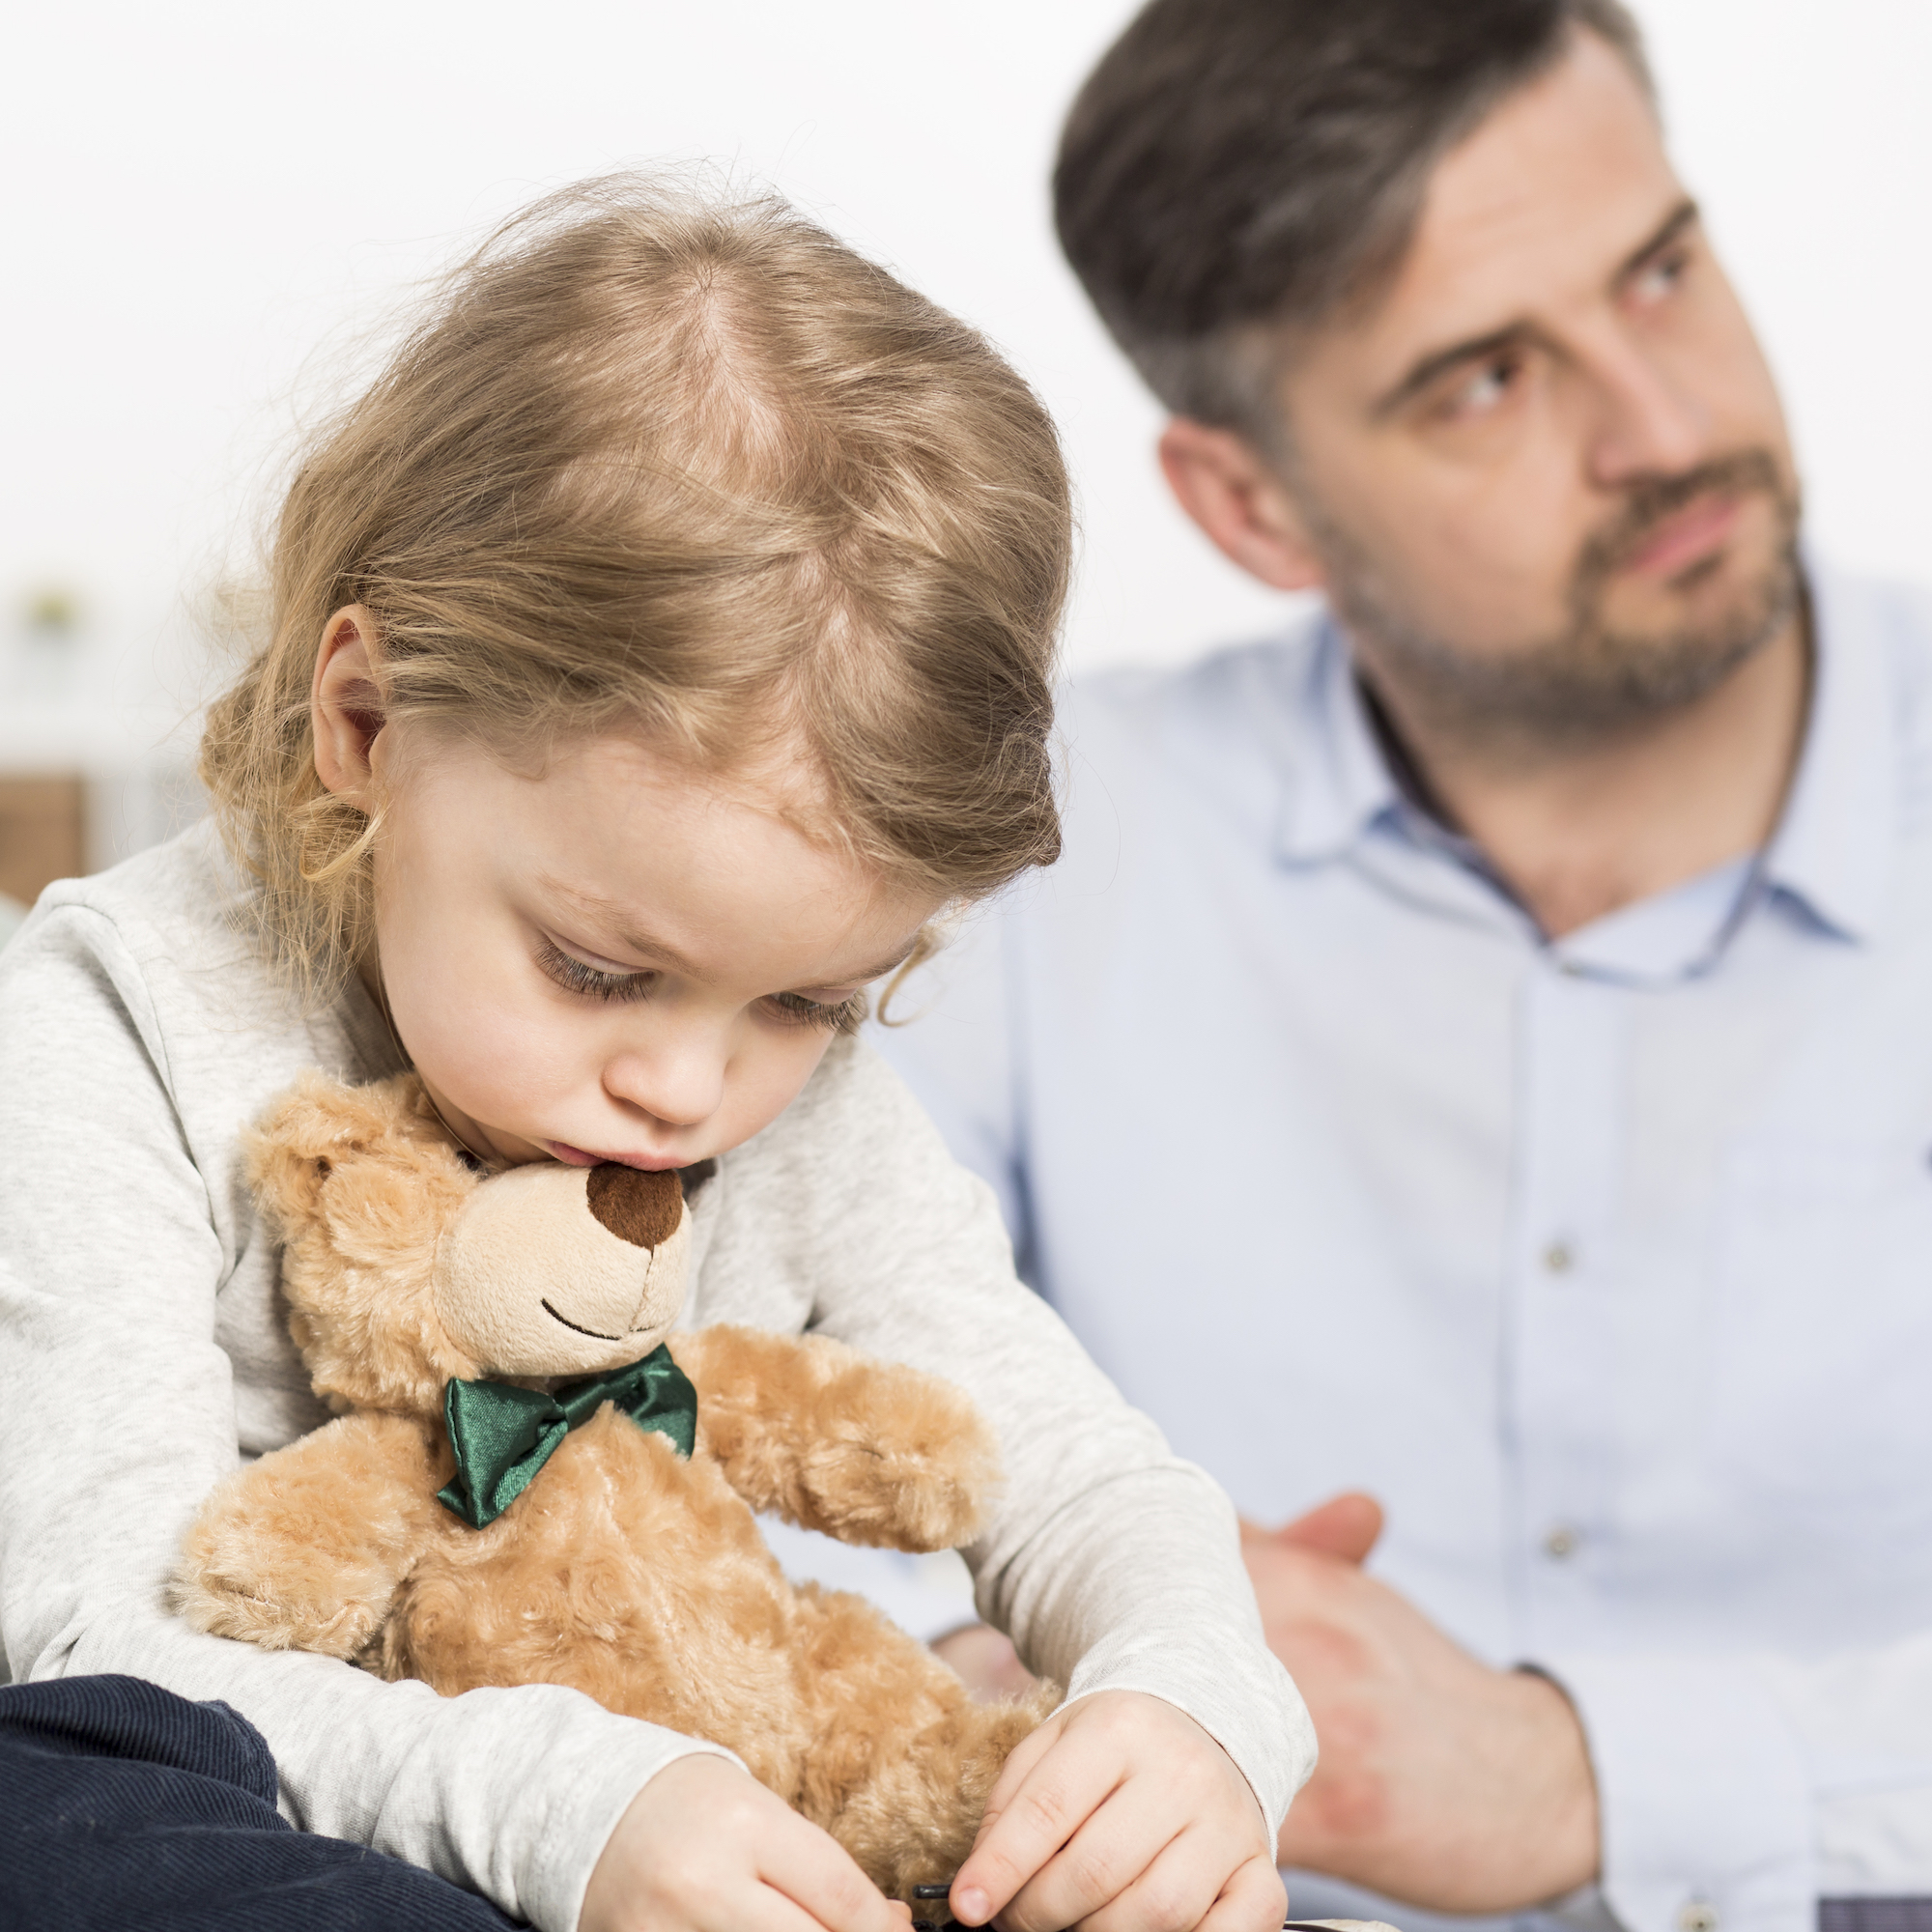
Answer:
[{"left": 438, "top": 1345, "right": 698, "bottom": 1529}]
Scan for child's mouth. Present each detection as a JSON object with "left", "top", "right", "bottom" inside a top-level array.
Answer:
[{"left": 545, "top": 1138, "right": 683, "bottom": 1172}]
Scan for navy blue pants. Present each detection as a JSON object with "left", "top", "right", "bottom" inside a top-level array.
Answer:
[{"left": 0, "top": 1673, "right": 523, "bottom": 1930}]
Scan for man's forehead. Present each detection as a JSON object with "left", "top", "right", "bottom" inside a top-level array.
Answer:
[{"left": 1336, "top": 30, "right": 1684, "bottom": 392}]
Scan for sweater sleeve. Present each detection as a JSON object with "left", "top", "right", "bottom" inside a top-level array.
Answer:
[
  {"left": 698, "top": 1036, "right": 1317, "bottom": 1833},
  {"left": 0, "top": 902, "right": 739, "bottom": 1932}
]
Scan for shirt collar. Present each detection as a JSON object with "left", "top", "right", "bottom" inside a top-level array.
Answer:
[
  {"left": 1272, "top": 614, "right": 1404, "bottom": 865},
  {"left": 1269, "top": 556, "right": 1901, "bottom": 949}
]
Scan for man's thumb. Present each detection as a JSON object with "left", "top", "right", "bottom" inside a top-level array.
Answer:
[{"left": 1273, "top": 1491, "right": 1384, "bottom": 1564}]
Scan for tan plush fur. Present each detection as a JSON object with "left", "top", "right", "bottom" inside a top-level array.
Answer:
[{"left": 172, "top": 1072, "right": 1055, "bottom": 1897}]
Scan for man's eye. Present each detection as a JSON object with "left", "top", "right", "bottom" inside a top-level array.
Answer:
[
  {"left": 764, "top": 989, "right": 867, "bottom": 1035},
  {"left": 1442, "top": 353, "right": 1522, "bottom": 419},
  {"left": 534, "top": 936, "right": 656, "bottom": 1005},
  {"left": 1630, "top": 248, "right": 1690, "bottom": 308}
]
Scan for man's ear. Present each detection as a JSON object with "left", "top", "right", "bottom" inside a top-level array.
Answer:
[
  {"left": 1157, "top": 419, "right": 1328, "bottom": 595},
  {"left": 312, "top": 605, "right": 387, "bottom": 809}
]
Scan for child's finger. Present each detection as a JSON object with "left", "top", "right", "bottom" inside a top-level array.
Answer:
[
  {"left": 951, "top": 1719, "right": 1123, "bottom": 1925},
  {"left": 966, "top": 1771, "right": 1252, "bottom": 1931},
  {"left": 1075, "top": 1829, "right": 1235, "bottom": 1932},
  {"left": 1186, "top": 1855, "right": 1289, "bottom": 1932},
  {"left": 755, "top": 1878, "right": 902, "bottom": 1932},
  {"left": 729, "top": 1886, "right": 888, "bottom": 1932},
  {"left": 759, "top": 1816, "right": 906, "bottom": 1932},
  {"left": 1012, "top": 1816, "right": 1206, "bottom": 1932},
  {"left": 969, "top": 1706, "right": 1065, "bottom": 1842}
]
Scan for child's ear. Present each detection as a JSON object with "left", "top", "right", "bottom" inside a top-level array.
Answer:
[
  {"left": 311, "top": 605, "right": 387, "bottom": 809},
  {"left": 244, "top": 1071, "right": 450, "bottom": 1241}
]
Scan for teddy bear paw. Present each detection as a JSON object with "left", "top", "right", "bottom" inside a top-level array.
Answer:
[{"left": 169, "top": 1529, "right": 395, "bottom": 1660}]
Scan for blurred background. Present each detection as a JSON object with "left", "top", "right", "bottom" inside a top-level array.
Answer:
[{"left": 3, "top": 0, "right": 1929, "bottom": 923}]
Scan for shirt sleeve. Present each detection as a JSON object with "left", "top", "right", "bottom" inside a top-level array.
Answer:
[
  {"left": 1540, "top": 1634, "right": 1932, "bottom": 1932},
  {"left": 870, "top": 903, "right": 1034, "bottom": 1265},
  {"left": 0, "top": 904, "right": 740, "bottom": 1932},
  {"left": 701, "top": 1035, "right": 1318, "bottom": 1834}
]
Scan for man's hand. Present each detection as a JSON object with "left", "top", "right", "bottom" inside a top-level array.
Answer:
[
  {"left": 931, "top": 1622, "right": 1039, "bottom": 1703},
  {"left": 1248, "top": 1495, "right": 1600, "bottom": 1915},
  {"left": 582, "top": 1754, "right": 911, "bottom": 1932},
  {"left": 950, "top": 1689, "right": 1285, "bottom": 1932}
]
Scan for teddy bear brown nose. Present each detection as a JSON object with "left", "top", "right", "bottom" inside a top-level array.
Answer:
[{"left": 587, "top": 1165, "right": 683, "bottom": 1250}]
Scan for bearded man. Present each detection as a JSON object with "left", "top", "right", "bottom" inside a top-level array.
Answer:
[{"left": 874, "top": 7, "right": 1932, "bottom": 1932}]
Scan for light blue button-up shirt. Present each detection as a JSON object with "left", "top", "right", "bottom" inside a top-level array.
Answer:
[{"left": 872, "top": 562, "right": 1932, "bottom": 1932}]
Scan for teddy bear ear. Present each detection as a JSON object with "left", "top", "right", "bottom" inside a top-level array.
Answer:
[{"left": 244, "top": 1070, "right": 460, "bottom": 1240}]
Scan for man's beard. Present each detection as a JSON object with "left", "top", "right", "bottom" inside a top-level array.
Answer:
[{"left": 1307, "top": 449, "right": 1804, "bottom": 750}]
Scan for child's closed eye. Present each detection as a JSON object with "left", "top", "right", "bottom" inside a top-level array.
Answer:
[
  {"left": 535, "top": 934, "right": 865, "bottom": 1034},
  {"left": 763, "top": 989, "right": 867, "bottom": 1035},
  {"left": 534, "top": 935, "right": 657, "bottom": 1004}
]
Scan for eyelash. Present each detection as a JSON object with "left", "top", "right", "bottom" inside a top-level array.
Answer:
[
  {"left": 765, "top": 989, "right": 868, "bottom": 1036},
  {"left": 1634, "top": 247, "right": 1690, "bottom": 301},
  {"left": 534, "top": 936, "right": 867, "bottom": 1033},
  {"left": 534, "top": 936, "right": 656, "bottom": 1004}
]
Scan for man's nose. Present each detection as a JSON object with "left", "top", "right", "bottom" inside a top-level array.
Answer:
[{"left": 1584, "top": 337, "right": 1709, "bottom": 486}]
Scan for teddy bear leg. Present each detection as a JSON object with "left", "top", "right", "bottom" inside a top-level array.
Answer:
[{"left": 782, "top": 1582, "right": 1059, "bottom": 1901}]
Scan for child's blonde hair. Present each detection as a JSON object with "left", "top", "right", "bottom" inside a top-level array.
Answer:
[{"left": 200, "top": 176, "right": 1071, "bottom": 1004}]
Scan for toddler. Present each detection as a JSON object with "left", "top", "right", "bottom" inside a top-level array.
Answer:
[{"left": 0, "top": 179, "right": 1313, "bottom": 1932}]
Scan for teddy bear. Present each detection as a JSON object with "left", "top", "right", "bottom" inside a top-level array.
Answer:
[{"left": 171, "top": 1069, "right": 1055, "bottom": 1901}]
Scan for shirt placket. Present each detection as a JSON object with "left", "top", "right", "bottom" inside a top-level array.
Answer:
[{"left": 1505, "top": 958, "right": 1629, "bottom": 1656}]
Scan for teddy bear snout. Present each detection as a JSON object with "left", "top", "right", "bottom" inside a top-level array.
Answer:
[{"left": 431, "top": 1160, "right": 691, "bottom": 1377}]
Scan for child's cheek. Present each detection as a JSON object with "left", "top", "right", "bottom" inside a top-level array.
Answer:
[
  {"left": 383, "top": 928, "right": 562, "bottom": 1131},
  {"left": 724, "top": 1027, "right": 840, "bottom": 1148}
]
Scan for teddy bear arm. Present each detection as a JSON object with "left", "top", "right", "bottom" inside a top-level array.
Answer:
[
  {"left": 671, "top": 1325, "right": 1002, "bottom": 1552},
  {"left": 170, "top": 1411, "right": 446, "bottom": 1659}
]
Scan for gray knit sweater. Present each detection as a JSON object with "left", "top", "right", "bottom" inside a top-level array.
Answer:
[{"left": 0, "top": 824, "right": 1313, "bottom": 1931}]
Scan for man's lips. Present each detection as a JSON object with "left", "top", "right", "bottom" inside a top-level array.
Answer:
[
  {"left": 1620, "top": 493, "right": 1742, "bottom": 579},
  {"left": 544, "top": 1139, "right": 685, "bottom": 1172}
]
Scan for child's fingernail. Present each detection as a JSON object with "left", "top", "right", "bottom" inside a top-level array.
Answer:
[{"left": 955, "top": 1888, "right": 990, "bottom": 1923}]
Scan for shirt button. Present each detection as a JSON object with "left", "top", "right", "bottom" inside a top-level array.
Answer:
[
  {"left": 1679, "top": 1903, "right": 1719, "bottom": 1932},
  {"left": 1542, "top": 1523, "right": 1582, "bottom": 1560},
  {"left": 1543, "top": 1240, "right": 1576, "bottom": 1275}
]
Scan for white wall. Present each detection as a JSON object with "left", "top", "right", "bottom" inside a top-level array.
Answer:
[{"left": 2, "top": 0, "right": 1927, "bottom": 736}]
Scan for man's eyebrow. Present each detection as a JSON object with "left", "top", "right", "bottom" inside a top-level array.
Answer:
[
  {"left": 1612, "top": 195, "right": 1700, "bottom": 287},
  {"left": 1372, "top": 196, "right": 1704, "bottom": 420},
  {"left": 1374, "top": 324, "right": 1534, "bottom": 419}
]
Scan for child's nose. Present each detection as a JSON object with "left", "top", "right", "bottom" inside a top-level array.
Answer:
[{"left": 601, "top": 1042, "right": 724, "bottom": 1129}]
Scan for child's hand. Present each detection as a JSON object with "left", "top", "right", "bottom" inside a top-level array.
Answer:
[
  {"left": 950, "top": 1691, "right": 1285, "bottom": 1932},
  {"left": 582, "top": 1755, "right": 911, "bottom": 1932}
]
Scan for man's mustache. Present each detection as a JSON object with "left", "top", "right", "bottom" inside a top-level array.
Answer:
[{"left": 1577, "top": 448, "right": 1791, "bottom": 584}]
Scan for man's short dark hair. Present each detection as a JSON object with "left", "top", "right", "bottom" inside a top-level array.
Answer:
[{"left": 1054, "top": 0, "right": 1653, "bottom": 440}]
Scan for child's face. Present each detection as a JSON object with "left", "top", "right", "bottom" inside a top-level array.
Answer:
[{"left": 363, "top": 724, "right": 938, "bottom": 1173}]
